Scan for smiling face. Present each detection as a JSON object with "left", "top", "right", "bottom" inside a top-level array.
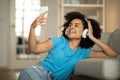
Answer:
[{"left": 66, "top": 19, "right": 84, "bottom": 39}]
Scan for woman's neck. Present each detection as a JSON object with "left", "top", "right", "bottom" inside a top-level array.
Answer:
[{"left": 69, "top": 39, "right": 81, "bottom": 50}]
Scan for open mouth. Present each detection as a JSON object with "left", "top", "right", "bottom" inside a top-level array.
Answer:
[{"left": 69, "top": 29, "right": 76, "bottom": 34}]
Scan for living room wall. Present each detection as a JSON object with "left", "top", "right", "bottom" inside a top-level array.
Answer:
[{"left": 105, "top": 0, "right": 120, "bottom": 32}]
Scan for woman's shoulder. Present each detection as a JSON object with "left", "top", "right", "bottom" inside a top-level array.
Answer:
[{"left": 50, "top": 36, "right": 68, "bottom": 47}]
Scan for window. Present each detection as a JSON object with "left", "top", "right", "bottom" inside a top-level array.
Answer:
[{"left": 15, "top": 0, "right": 48, "bottom": 59}]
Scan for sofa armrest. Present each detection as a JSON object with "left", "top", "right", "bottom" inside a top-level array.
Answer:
[{"left": 73, "top": 58, "right": 120, "bottom": 80}]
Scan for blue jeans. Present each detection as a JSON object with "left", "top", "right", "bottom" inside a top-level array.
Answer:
[{"left": 18, "top": 64, "right": 56, "bottom": 80}]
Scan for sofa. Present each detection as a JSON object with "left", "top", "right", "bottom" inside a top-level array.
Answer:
[{"left": 73, "top": 29, "right": 120, "bottom": 80}]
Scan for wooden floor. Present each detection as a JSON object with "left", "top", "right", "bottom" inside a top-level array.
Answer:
[
  {"left": 0, "top": 68, "right": 98, "bottom": 80},
  {"left": 0, "top": 68, "right": 21, "bottom": 80},
  {"left": 0, "top": 68, "right": 119, "bottom": 80},
  {"left": 0, "top": 68, "right": 99, "bottom": 80}
]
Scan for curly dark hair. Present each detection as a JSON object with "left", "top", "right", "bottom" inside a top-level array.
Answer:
[{"left": 62, "top": 11, "right": 101, "bottom": 49}]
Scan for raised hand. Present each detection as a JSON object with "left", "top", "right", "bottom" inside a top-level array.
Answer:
[
  {"left": 31, "top": 11, "right": 48, "bottom": 29},
  {"left": 87, "top": 21, "right": 94, "bottom": 39}
]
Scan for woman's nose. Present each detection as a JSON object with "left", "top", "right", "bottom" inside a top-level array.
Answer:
[{"left": 70, "top": 25, "right": 74, "bottom": 29}]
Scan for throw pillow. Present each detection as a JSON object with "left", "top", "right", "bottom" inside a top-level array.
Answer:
[
  {"left": 92, "top": 32, "right": 111, "bottom": 51},
  {"left": 108, "top": 29, "right": 120, "bottom": 54}
]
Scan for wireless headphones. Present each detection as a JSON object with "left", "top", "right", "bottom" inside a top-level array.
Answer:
[
  {"left": 82, "top": 18, "right": 88, "bottom": 38},
  {"left": 82, "top": 28, "right": 88, "bottom": 38}
]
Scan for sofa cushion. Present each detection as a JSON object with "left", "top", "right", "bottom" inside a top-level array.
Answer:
[
  {"left": 74, "top": 58, "right": 120, "bottom": 79},
  {"left": 92, "top": 32, "right": 111, "bottom": 51},
  {"left": 108, "top": 29, "right": 120, "bottom": 54}
]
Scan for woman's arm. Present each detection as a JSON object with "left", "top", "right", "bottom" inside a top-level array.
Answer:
[
  {"left": 28, "top": 11, "right": 53, "bottom": 53},
  {"left": 88, "top": 37, "right": 117, "bottom": 58},
  {"left": 87, "top": 21, "right": 117, "bottom": 58}
]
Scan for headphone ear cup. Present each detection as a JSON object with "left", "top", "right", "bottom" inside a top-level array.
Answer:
[{"left": 82, "top": 29, "right": 88, "bottom": 38}]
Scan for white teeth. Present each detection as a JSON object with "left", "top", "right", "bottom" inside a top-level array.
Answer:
[
  {"left": 70, "top": 31, "right": 76, "bottom": 34},
  {"left": 71, "top": 32, "right": 75, "bottom": 33}
]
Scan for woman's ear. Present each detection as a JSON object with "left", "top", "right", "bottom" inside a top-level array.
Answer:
[{"left": 65, "top": 28, "right": 68, "bottom": 35}]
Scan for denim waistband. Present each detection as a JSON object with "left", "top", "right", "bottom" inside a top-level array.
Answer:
[{"left": 33, "top": 63, "right": 56, "bottom": 80}]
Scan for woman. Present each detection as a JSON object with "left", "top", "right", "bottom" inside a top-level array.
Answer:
[{"left": 18, "top": 11, "right": 117, "bottom": 80}]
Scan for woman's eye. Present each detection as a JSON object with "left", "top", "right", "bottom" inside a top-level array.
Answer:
[{"left": 75, "top": 24, "right": 79, "bottom": 27}]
